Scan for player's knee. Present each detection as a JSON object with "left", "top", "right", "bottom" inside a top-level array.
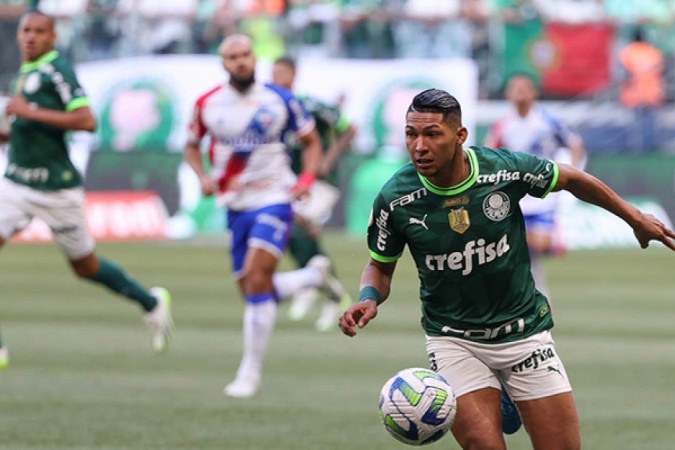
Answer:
[
  {"left": 241, "top": 269, "right": 273, "bottom": 294},
  {"left": 456, "top": 433, "right": 506, "bottom": 450}
]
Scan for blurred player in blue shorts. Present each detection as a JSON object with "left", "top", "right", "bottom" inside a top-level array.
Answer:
[
  {"left": 184, "top": 35, "right": 343, "bottom": 398},
  {"left": 484, "top": 73, "right": 585, "bottom": 294}
]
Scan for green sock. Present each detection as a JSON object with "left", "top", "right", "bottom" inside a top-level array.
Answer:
[{"left": 91, "top": 257, "right": 158, "bottom": 312}]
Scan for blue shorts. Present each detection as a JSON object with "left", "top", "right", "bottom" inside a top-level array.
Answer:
[
  {"left": 227, "top": 204, "right": 293, "bottom": 276},
  {"left": 523, "top": 211, "right": 555, "bottom": 233}
]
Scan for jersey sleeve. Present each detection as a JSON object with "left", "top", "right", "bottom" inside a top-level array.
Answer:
[
  {"left": 311, "top": 98, "right": 350, "bottom": 134},
  {"left": 366, "top": 192, "right": 406, "bottom": 263},
  {"left": 187, "top": 86, "right": 220, "bottom": 146},
  {"left": 53, "top": 61, "right": 89, "bottom": 111},
  {"left": 266, "top": 83, "right": 316, "bottom": 138},
  {"left": 512, "top": 151, "right": 560, "bottom": 199}
]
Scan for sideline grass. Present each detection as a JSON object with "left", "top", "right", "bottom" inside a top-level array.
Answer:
[{"left": 1, "top": 233, "right": 674, "bottom": 449}]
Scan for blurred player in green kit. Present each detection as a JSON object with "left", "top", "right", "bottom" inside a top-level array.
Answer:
[
  {"left": 272, "top": 57, "right": 355, "bottom": 331},
  {"left": 0, "top": 11, "right": 173, "bottom": 370}
]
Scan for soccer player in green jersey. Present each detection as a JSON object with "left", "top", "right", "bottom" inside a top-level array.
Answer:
[
  {"left": 272, "top": 57, "right": 356, "bottom": 331},
  {"left": 338, "top": 88, "right": 675, "bottom": 450},
  {"left": 0, "top": 12, "right": 173, "bottom": 369}
]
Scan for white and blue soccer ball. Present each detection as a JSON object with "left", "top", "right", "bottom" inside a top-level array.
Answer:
[{"left": 378, "top": 367, "right": 457, "bottom": 446}]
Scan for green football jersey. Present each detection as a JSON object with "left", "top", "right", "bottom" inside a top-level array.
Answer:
[
  {"left": 288, "top": 95, "right": 350, "bottom": 185},
  {"left": 6, "top": 50, "right": 90, "bottom": 191},
  {"left": 367, "top": 146, "right": 560, "bottom": 343}
]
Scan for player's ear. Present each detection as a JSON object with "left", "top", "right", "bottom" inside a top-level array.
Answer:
[{"left": 456, "top": 126, "right": 468, "bottom": 145}]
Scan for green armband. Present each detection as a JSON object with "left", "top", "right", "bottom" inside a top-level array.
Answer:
[{"left": 358, "top": 286, "right": 382, "bottom": 305}]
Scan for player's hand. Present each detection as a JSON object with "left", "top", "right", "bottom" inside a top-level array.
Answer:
[
  {"left": 339, "top": 300, "right": 378, "bottom": 337},
  {"left": 6, "top": 94, "right": 35, "bottom": 119},
  {"left": 633, "top": 213, "right": 675, "bottom": 251},
  {"left": 199, "top": 175, "right": 218, "bottom": 196},
  {"left": 290, "top": 171, "right": 315, "bottom": 200}
]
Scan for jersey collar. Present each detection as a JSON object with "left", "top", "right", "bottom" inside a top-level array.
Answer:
[
  {"left": 417, "top": 147, "right": 479, "bottom": 196},
  {"left": 21, "top": 50, "right": 59, "bottom": 73}
]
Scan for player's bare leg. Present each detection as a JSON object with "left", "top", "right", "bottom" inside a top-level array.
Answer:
[
  {"left": 451, "top": 387, "right": 507, "bottom": 449},
  {"left": 518, "top": 392, "right": 580, "bottom": 450}
]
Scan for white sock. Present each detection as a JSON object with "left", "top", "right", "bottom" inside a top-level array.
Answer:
[
  {"left": 235, "top": 299, "right": 277, "bottom": 380},
  {"left": 273, "top": 267, "right": 322, "bottom": 300}
]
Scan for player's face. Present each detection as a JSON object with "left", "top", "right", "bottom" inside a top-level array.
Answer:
[
  {"left": 16, "top": 13, "right": 56, "bottom": 62},
  {"left": 405, "top": 111, "right": 467, "bottom": 186},
  {"left": 271, "top": 63, "right": 294, "bottom": 90},
  {"left": 221, "top": 41, "right": 256, "bottom": 85},
  {"left": 505, "top": 76, "right": 537, "bottom": 108}
]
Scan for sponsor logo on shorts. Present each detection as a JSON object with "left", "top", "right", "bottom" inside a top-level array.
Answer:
[{"left": 511, "top": 347, "right": 556, "bottom": 373}]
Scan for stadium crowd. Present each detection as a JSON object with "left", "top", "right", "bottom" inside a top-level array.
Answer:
[{"left": 1, "top": 1, "right": 674, "bottom": 93}]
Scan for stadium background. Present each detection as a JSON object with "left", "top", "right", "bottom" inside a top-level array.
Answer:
[
  {"left": 1, "top": 2, "right": 675, "bottom": 449},
  {"left": 1, "top": 0, "right": 675, "bottom": 244}
]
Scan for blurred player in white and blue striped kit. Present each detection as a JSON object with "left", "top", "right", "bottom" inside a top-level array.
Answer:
[
  {"left": 184, "top": 34, "right": 346, "bottom": 398},
  {"left": 484, "top": 73, "right": 586, "bottom": 294}
]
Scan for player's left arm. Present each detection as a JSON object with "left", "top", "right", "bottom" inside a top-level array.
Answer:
[
  {"left": 6, "top": 95, "right": 96, "bottom": 132},
  {"left": 321, "top": 119, "right": 357, "bottom": 177},
  {"left": 339, "top": 258, "right": 397, "bottom": 337},
  {"left": 554, "top": 163, "right": 675, "bottom": 250},
  {"left": 291, "top": 127, "right": 322, "bottom": 199}
]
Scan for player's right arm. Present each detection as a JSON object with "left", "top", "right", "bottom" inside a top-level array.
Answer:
[
  {"left": 6, "top": 95, "right": 96, "bottom": 132},
  {"left": 339, "top": 258, "right": 396, "bottom": 337},
  {"left": 184, "top": 141, "right": 216, "bottom": 196},
  {"left": 184, "top": 90, "right": 218, "bottom": 196}
]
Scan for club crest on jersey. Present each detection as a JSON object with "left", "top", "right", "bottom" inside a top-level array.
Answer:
[
  {"left": 483, "top": 191, "right": 510, "bottom": 222},
  {"left": 448, "top": 208, "right": 470, "bottom": 234}
]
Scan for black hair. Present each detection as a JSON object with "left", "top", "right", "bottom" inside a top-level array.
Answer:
[
  {"left": 273, "top": 56, "right": 296, "bottom": 72},
  {"left": 408, "top": 88, "right": 462, "bottom": 124}
]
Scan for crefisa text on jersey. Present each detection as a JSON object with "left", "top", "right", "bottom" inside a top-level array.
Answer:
[{"left": 425, "top": 235, "right": 510, "bottom": 275}]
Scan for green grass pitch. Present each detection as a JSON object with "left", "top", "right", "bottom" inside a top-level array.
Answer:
[{"left": 0, "top": 232, "right": 674, "bottom": 449}]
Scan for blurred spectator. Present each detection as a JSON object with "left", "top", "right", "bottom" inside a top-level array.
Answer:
[
  {"left": 619, "top": 27, "right": 664, "bottom": 152},
  {"left": 115, "top": 0, "right": 198, "bottom": 55},
  {"left": 85, "top": 0, "right": 123, "bottom": 60},
  {"left": 389, "top": 0, "right": 472, "bottom": 58},
  {"left": 194, "top": 0, "right": 242, "bottom": 54},
  {"left": 534, "top": 0, "right": 605, "bottom": 24},
  {"left": 239, "top": 0, "right": 287, "bottom": 60},
  {"left": 285, "top": 0, "right": 342, "bottom": 57},
  {"left": 38, "top": 0, "right": 90, "bottom": 60},
  {"left": 0, "top": 0, "right": 28, "bottom": 88},
  {"left": 338, "top": 0, "right": 395, "bottom": 58},
  {"left": 488, "top": 0, "right": 540, "bottom": 23}
]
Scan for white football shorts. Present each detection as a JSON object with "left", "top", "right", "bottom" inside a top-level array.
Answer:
[
  {"left": 426, "top": 330, "right": 572, "bottom": 401},
  {"left": 0, "top": 177, "right": 95, "bottom": 259}
]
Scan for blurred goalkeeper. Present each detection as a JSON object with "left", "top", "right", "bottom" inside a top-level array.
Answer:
[{"left": 339, "top": 88, "right": 675, "bottom": 450}]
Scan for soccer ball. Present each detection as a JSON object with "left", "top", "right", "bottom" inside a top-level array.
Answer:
[{"left": 378, "top": 367, "right": 457, "bottom": 446}]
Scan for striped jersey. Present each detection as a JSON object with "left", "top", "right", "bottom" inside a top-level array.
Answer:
[
  {"left": 484, "top": 104, "right": 580, "bottom": 215},
  {"left": 187, "top": 81, "right": 315, "bottom": 211}
]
